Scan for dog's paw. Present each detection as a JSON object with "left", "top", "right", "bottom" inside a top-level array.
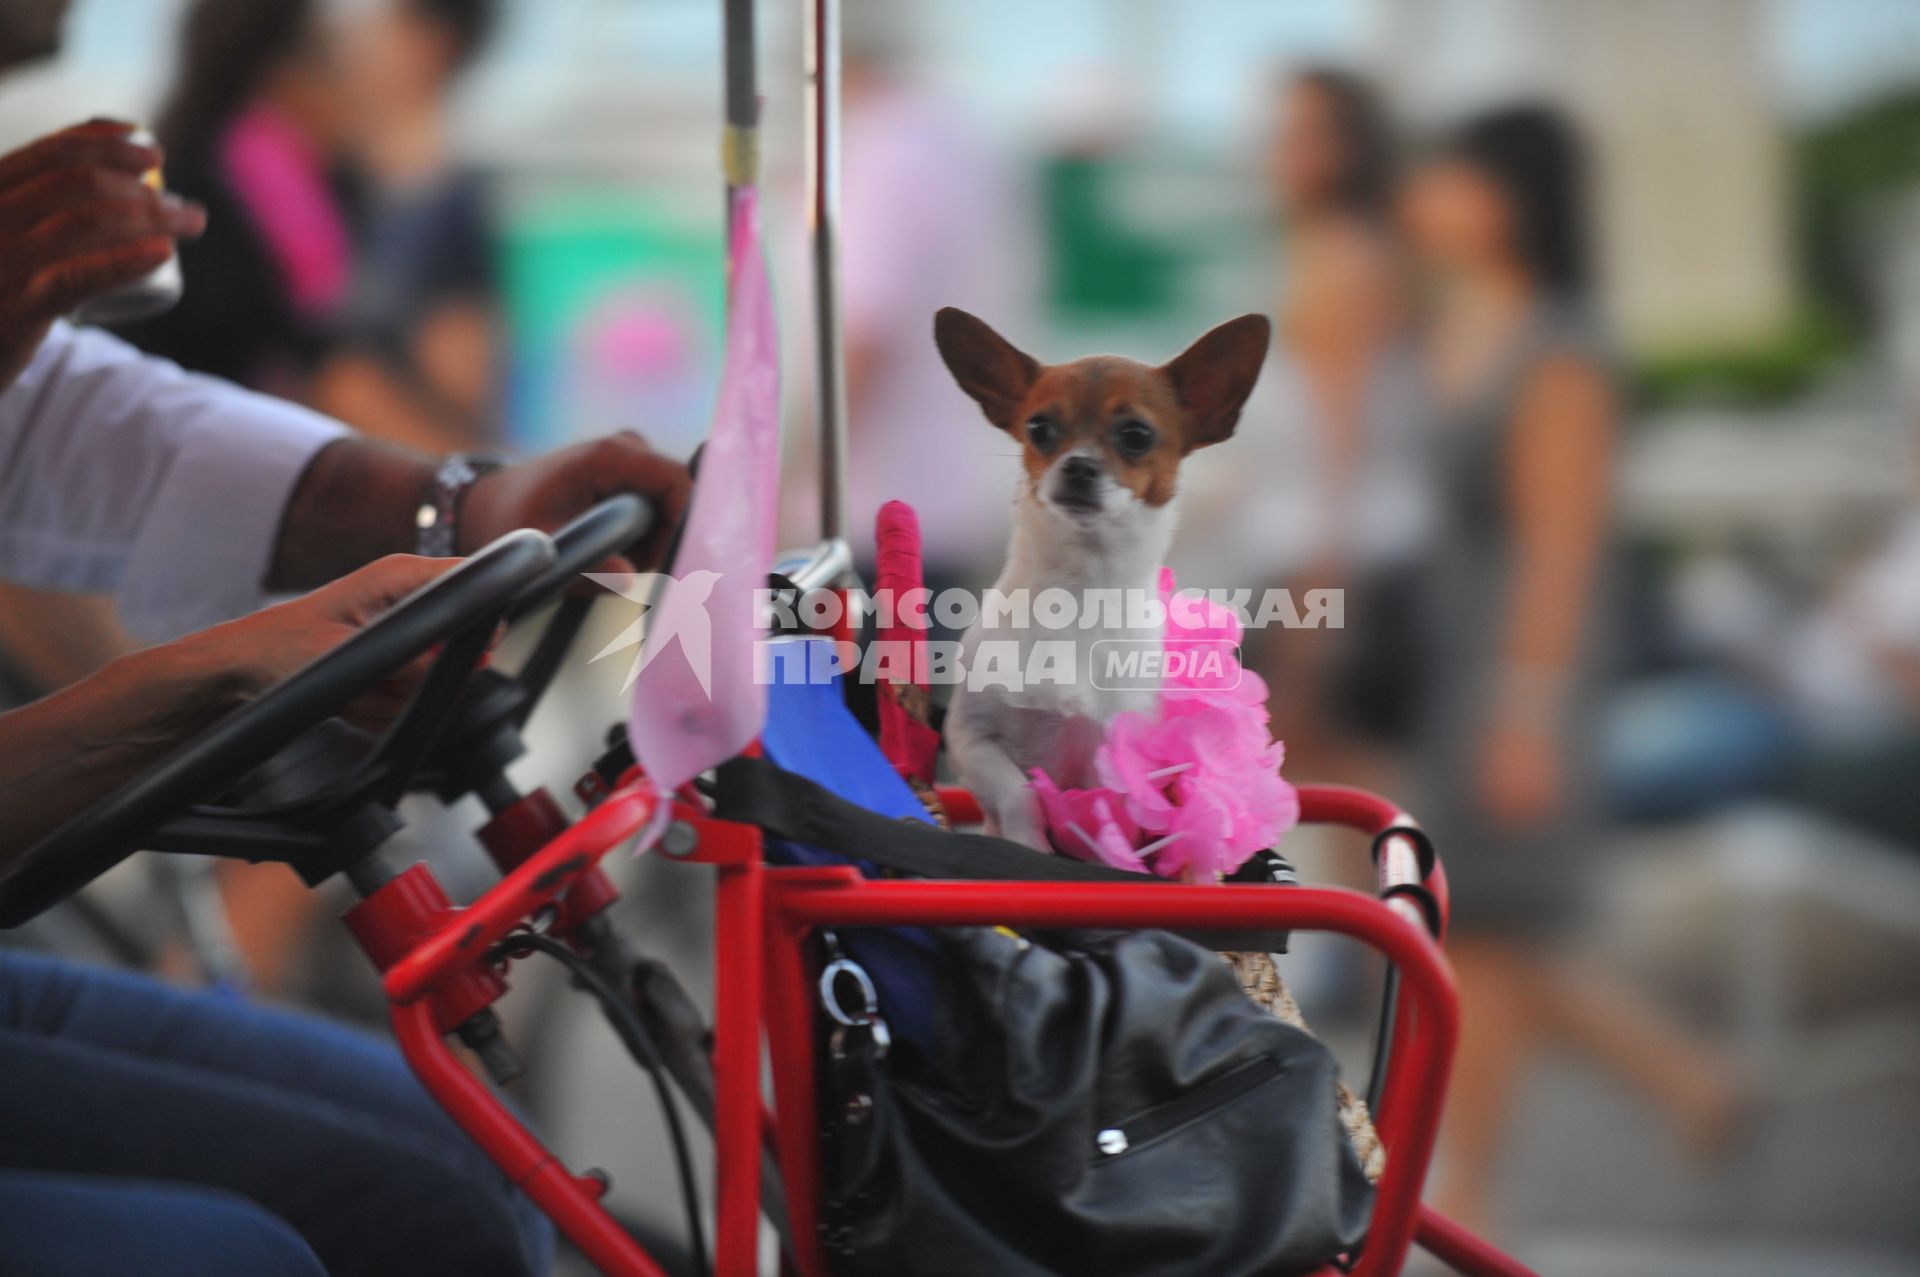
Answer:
[{"left": 989, "top": 794, "right": 1050, "bottom": 854}]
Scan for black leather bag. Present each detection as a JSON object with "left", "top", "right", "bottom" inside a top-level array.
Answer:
[{"left": 819, "top": 926, "right": 1374, "bottom": 1276}]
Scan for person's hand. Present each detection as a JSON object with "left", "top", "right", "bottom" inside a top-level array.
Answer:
[
  {"left": 0, "top": 119, "right": 207, "bottom": 389},
  {"left": 0, "top": 556, "right": 465, "bottom": 865},
  {"left": 1475, "top": 715, "right": 1563, "bottom": 834},
  {"left": 187, "top": 554, "right": 458, "bottom": 731},
  {"left": 459, "top": 431, "right": 691, "bottom": 572}
]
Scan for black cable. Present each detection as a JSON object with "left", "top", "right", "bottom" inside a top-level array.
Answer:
[
  {"left": 1365, "top": 963, "right": 1400, "bottom": 1117},
  {"left": 491, "top": 931, "right": 710, "bottom": 1277},
  {"left": 1338, "top": 966, "right": 1402, "bottom": 1276}
]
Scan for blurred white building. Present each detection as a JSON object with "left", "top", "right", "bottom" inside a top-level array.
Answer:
[{"left": 1376, "top": 0, "right": 1795, "bottom": 354}]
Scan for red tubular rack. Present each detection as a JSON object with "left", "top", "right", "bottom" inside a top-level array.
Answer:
[{"left": 376, "top": 773, "right": 1532, "bottom": 1277}]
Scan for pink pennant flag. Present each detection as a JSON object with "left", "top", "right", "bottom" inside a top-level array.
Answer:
[{"left": 625, "top": 188, "right": 780, "bottom": 833}]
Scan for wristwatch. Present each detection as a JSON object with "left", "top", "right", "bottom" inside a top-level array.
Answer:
[{"left": 415, "top": 454, "right": 505, "bottom": 557}]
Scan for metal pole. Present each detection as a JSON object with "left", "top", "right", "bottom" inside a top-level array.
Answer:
[
  {"left": 721, "top": 0, "right": 759, "bottom": 212},
  {"left": 805, "top": 0, "right": 848, "bottom": 544},
  {"left": 722, "top": 0, "right": 757, "bottom": 133}
]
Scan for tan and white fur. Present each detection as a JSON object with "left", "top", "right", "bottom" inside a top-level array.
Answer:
[{"left": 933, "top": 307, "right": 1271, "bottom": 850}]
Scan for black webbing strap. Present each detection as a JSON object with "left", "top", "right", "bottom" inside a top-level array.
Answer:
[{"left": 712, "top": 757, "right": 1289, "bottom": 952}]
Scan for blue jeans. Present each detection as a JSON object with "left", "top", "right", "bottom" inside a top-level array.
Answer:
[{"left": 0, "top": 949, "right": 553, "bottom": 1277}]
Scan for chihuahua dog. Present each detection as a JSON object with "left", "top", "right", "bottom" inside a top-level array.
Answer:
[{"left": 933, "top": 307, "right": 1271, "bottom": 850}]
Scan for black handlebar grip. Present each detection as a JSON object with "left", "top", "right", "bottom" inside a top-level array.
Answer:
[{"left": 506, "top": 494, "right": 653, "bottom": 621}]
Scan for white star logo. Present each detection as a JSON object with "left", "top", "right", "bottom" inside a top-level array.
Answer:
[{"left": 585, "top": 570, "right": 724, "bottom": 694}]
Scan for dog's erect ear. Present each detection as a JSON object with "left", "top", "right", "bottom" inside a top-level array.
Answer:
[
  {"left": 1161, "top": 314, "right": 1271, "bottom": 451},
  {"left": 933, "top": 307, "right": 1042, "bottom": 432}
]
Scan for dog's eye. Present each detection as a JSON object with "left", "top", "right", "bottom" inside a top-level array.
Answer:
[
  {"left": 1113, "top": 420, "right": 1158, "bottom": 459},
  {"left": 1026, "top": 418, "right": 1060, "bottom": 452}
]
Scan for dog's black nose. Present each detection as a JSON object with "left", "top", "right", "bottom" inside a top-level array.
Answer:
[{"left": 1061, "top": 455, "right": 1100, "bottom": 486}]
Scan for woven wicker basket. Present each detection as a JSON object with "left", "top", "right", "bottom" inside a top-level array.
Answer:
[{"left": 1225, "top": 950, "right": 1385, "bottom": 1183}]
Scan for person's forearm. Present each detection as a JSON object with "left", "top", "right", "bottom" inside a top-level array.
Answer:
[
  {"left": 1493, "top": 557, "right": 1595, "bottom": 729},
  {"left": 1495, "top": 359, "right": 1614, "bottom": 729},
  {"left": 266, "top": 437, "right": 438, "bottom": 591},
  {"left": 1501, "top": 522, "right": 1605, "bottom": 680},
  {"left": 0, "top": 639, "right": 247, "bottom": 866}
]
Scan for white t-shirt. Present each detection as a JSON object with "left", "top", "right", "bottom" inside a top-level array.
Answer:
[{"left": 0, "top": 322, "right": 345, "bottom": 640}]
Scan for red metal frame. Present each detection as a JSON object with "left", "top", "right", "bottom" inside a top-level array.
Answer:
[
  {"left": 354, "top": 773, "right": 1535, "bottom": 1277},
  {"left": 1415, "top": 1205, "right": 1541, "bottom": 1277}
]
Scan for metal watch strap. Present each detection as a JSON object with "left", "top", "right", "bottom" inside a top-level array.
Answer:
[{"left": 415, "top": 454, "right": 505, "bottom": 557}]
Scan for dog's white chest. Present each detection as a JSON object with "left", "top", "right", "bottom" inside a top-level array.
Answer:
[
  {"left": 963, "top": 639, "right": 1154, "bottom": 780},
  {"left": 950, "top": 590, "right": 1163, "bottom": 788}
]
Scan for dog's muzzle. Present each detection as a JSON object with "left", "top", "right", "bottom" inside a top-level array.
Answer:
[{"left": 1051, "top": 455, "right": 1104, "bottom": 512}]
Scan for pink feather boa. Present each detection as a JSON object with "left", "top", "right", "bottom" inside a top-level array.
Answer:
[{"left": 1029, "top": 569, "right": 1299, "bottom": 881}]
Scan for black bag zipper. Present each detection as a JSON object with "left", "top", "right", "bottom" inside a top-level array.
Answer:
[{"left": 1094, "top": 1057, "right": 1287, "bottom": 1160}]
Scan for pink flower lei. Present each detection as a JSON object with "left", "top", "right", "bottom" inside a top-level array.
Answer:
[{"left": 1029, "top": 570, "right": 1299, "bottom": 881}]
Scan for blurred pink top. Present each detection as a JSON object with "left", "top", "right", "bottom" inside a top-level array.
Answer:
[{"left": 220, "top": 106, "right": 352, "bottom": 316}]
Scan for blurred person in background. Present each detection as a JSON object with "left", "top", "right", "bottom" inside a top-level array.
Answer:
[
  {"left": 326, "top": 0, "right": 503, "bottom": 452},
  {"left": 833, "top": 3, "right": 1034, "bottom": 597},
  {"left": 1777, "top": 415, "right": 1920, "bottom": 852},
  {"left": 116, "top": 0, "right": 360, "bottom": 399},
  {"left": 1244, "top": 66, "right": 1427, "bottom": 785},
  {"left": 1399, "top": 104, "right": 1737, "bottom": 1231},
  {"left": 118, "top": 0, "right": 489, "bottom": 454}
]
